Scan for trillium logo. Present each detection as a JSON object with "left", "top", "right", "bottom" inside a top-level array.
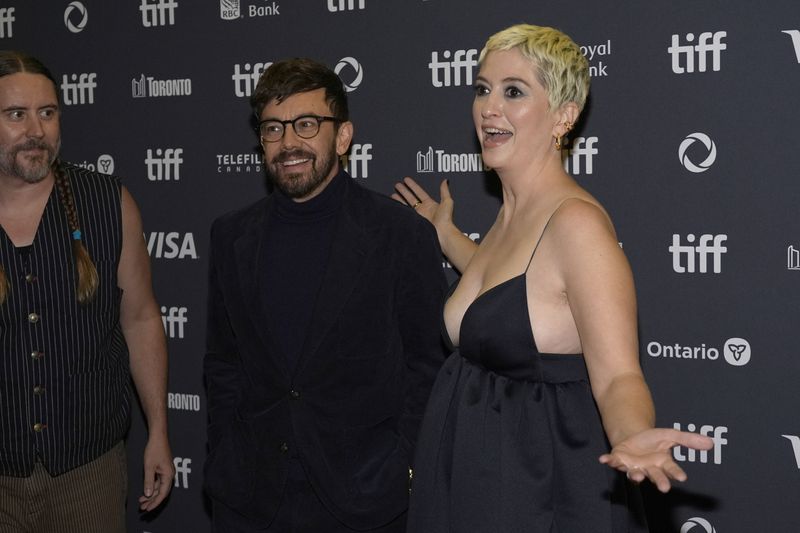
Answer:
[
  {"left": 335, "top": 57, "right": 363, "bottom": 92},
  {"left": 680, "top": 517, "right": 716, "bottom": 533},
  {"left": 678, "top": 132, "right": 717, "bottom": 173},
  {"left": 723, "top": 337, "right": 751, "bottom": 366},
  {"left": 64, "top": 2, "right": 88, "bottom": 33}
]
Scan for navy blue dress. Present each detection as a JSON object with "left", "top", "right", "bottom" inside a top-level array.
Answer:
[{"left": 407, "top": 248, "right": 648, "bottom": 532}]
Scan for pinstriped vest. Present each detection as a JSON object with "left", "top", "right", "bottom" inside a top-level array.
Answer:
[{"left": 0, "top": 164, "right": 130, "bottom": 477}]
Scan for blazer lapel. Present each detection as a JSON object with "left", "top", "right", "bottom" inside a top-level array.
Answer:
[{"left": 232, "top": 198, "right": 291, "bottom": 380}]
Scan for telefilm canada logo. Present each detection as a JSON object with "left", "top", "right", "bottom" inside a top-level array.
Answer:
[
  {"left": 64, "top": 1, "right": 88, "bottom": 33},
  {"left": 679, "top": 132, "right": 717, "bottom": 173}
]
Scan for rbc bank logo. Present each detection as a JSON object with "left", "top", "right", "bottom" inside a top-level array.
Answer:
[
  {"left": 60, "top": 73, "right": 97, "bottom": 105},
  {"left": 140, "top": 0, "right": 178, "bottom": 27},
  {"left": 232, "top": 62, "right": 271, "bottom": 97},
  {"left": 0, "top": 7, "right": 14, "bottom": 38},
  {"left": 335, "top": 57, "right": 363, "bottom": 92},
  {"left": 561, "top": 136, "right": 599, "bottom": 175},
  {"left": 672, "top": 423, "right": 727, "bottom": 465},
  {"left": 64, "top": 2, "right": 88, "bottom": 33},
  {"left": 681, "top": 517, "right": 717, "bottom": 533},
  {"left": 76, "top": 154, "right": 115, "bottom": 175},
  {"left": 328, "top": 0, "right": 365, "bottom": 11},
  {"left": 669, "top": 234, "right": 727, "bottom": 274},
  {"left": 668, "top": 31, "right": 727, "bottom": 73},
  {"left": 342, "top": 143, "right": 372, "bottom": 178},
  {"left": 161, "top": 306, "right": 187, "bottom": 338},
  {"left": 579, "top": 39, "right": 611, "bottom": 77},
  {"left": 146, "top": 232, "right": 198, "bottom": 259},
  {"left": 678, "top": 132, "right": 716, "bottom": 173},
  {"left": 173, "top": 457, "right": 191, "bottom": 489},
  {"left": 220, "top": 0, "right": 240, "bottom": 19},
  {"left": 145, "top": 148, "right": 183, "bottom": 180},
  {"left": 429, "top": 49, "right": 479, "bottom": 87},
  {"left": 782, "top": 30, "right": 800, "bottom": 63}
]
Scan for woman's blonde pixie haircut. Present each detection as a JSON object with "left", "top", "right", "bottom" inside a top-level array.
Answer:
[{"left": 479, "top": 24, "right": 590, "bottom": 112}]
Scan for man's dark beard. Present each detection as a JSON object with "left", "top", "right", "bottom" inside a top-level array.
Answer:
[
  {"left": 0, "top": 138, "right": 59, "bottom": 184},
  {"left": 267, "top": 141, "right": 338, "bottom": 199}
]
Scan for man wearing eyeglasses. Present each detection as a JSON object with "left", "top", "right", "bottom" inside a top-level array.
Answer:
[{"left": 203, "top": 58, "right": 448, "bottom": 532}]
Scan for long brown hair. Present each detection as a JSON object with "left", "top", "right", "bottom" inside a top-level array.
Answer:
[{"left": 0, "top": 51, "right": 98, "bottom": 305}]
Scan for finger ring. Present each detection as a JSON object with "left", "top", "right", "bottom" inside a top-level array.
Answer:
[{"left": 412, "top": 201, "right": 422, "bottom": 209}]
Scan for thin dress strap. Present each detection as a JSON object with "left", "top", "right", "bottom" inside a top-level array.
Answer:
[{"left": 524, "top": 198, "right": 580, "bottom": 273}]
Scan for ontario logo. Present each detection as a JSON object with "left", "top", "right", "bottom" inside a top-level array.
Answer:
[{"left": 647, "top": 337, "right": 751, "bottom": 367}]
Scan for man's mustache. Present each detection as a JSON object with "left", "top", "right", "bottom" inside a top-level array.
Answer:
[{"left": 273, "top": 150, "right": 315, "bottom": 164}]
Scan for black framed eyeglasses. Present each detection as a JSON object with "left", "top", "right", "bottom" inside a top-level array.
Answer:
[{"left": 257, "top": 115, "right": 341, "bottom": 143}]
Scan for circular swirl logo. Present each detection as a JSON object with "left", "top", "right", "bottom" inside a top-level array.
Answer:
[
  {"left": 334, "top": 57, "right": 364, "bottom": 93},
  {"left": 64, "top": 2, "right": 88, "bottom": 33},
  {"left": 680, "top": 517, "right": 717, "bottom": 533},
  {"left": 678, "top": 132, "right": 717, "bottom": 173}
]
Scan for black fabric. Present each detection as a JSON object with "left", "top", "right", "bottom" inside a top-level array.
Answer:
[
  {"left": 0, "top": 164, "right": 129, "bottom": 477},
  {"left": 261, "top": 171, "right": 344, "bottom": 377},
  {"left": 204, "top": 173, "right": 448, "bottom": 530},
  {"left": 407, "top": 274, "right": 648, "bottom": 532}
]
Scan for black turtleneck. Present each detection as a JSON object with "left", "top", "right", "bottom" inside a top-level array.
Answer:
[{"left": 260, "top": 170, "right": 346, "bottom": 376}]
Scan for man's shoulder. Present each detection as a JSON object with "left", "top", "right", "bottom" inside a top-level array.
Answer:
[
  {"left": 62, "top": 161, "right": 121, "bottom": 187},
  {"left": 211, "top": 196, "right": 269, "bottom": 234},
  {"left": 347, "top": 179, "right": 426, "bottom": 230}
]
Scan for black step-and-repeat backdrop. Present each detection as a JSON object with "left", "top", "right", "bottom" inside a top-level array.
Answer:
[{"left": 4, "top": 1, "right": 799, "bottom": 531}]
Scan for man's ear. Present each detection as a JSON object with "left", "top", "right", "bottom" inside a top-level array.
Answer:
[{"left": 336, "top": 121, "right": 354, "bottom": 156}]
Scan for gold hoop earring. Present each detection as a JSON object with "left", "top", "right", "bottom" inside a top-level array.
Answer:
[{"left": 554, "top": 135, "right": 562, "bottom": 151}]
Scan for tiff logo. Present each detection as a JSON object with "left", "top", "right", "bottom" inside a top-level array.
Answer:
[
  {"left": 788, "top": 245, "right": 800, "bottom": 270},
  {"left": 145, "top": 148, "right": 183, "bottom": 181},
  {"left": 673, "top": 424, "right": 727, "bottom": 465},
  {"left": 782, "top": 30, "right": 800, "bottom": 63},
  {"left": 141, "top": 0, "right": 178, "bottom": 27},
  {"left": 161, "top": 306, "right": 187, "bottom": 339},
  {"left": 429, "top": 49, "right": 478, "bottom": 87},
  {"left": 668, "top": 31, "right": 727, "bottom": 74},
  {"left": 342, "top": 143, "right": 372, "bottom": 178},
  {"left": 562, "top": 136, "right": 599, "bottom": 175},
  {"left": 0, "top": 7, "right": 14, "bottom": 38},
  {"left": 173, "top": 457, "right": 191, "bottom": 489},
  {"left": 328, "top": 0, "right": 365, "bottom": 11},
  {"left": 60, "top": 73, "right": 97, "bottom": 105},
  {"left": 232, "top": 62, "right": 271, "bottom": 97},
  {"left": 782, "top": 435, "right": 800, "bottom": 469},
  {"left": 669, "top": 234, "right": 727, "bottom": 274}
]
